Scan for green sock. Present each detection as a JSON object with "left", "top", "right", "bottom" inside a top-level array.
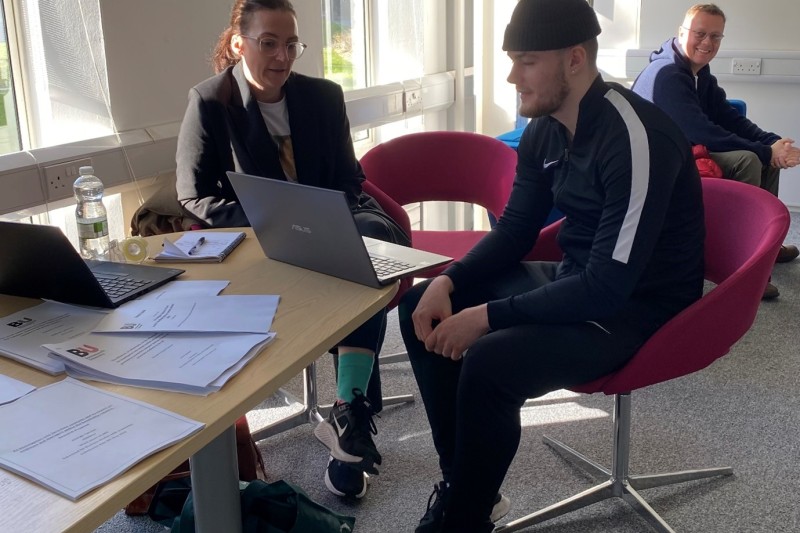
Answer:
[{"left": 337, "top": 352, "right": 374, "bottom": 403}]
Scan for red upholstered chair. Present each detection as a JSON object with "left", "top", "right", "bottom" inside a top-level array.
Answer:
[
  {"left": 362, "top": 180, "right": 413, "bottom": 310},
  {"left": 360, "top": 131, "right": 518, "bottom": 365},
  {"left": 360, "top": 130, "right": 518, "bottom": 278},
  {"left": 495, "top": 178, "right": 789, "bottom": 532}
]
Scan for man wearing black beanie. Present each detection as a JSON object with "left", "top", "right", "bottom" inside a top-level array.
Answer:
[{"left": 399, "top": 0, "right": 705, "bottom": 531}]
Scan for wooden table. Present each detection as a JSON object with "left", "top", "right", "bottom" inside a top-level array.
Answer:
[{"left": 0, "top": 228, "right": 397, "bottom": 532}]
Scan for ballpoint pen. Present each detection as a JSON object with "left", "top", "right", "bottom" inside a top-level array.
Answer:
[{"left": 187, "top": 236, "right": 206, "bottom": 255}]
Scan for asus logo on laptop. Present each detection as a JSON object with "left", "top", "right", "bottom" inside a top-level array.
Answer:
[{"left": 291, "top": 224, "right": 311, "bottom": 234}]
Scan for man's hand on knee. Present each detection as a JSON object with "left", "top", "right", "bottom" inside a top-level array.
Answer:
[
  {"left": 412, "top": 275, "right": 454, "bottom": 343},
  {"left": 424, "top": 304, "right": 490, "bottom": 361}
]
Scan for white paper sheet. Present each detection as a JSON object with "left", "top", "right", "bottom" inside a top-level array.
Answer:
[
  {"left": 132, "top": 280, "right": 231, "bottom": 301},
  {"left": 45, "top": 331, "right": 274, "bottom": 389},
  {"left": 93, "top": 295, "right": 279, "bottom": 334},
  {"left": 0, "top": 378, "right": 203, "bottom": 500},
  {"left": 0, "top": 302, "right": 108, "bottom": 374},
  {"left": 0, "top": 375, "right": 35, "bottom": 405}
]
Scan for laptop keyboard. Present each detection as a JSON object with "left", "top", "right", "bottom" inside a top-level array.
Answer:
[
  {"left": 93, "top": 272, "right": 152, "bottom": 299},
  {"left": 370, "top": 254, "right": 413, "bottom": 278}
]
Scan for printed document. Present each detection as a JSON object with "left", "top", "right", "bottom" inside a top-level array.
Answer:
[
  {"left": 44, "top": 331, "right": 275, "bottom": 394},
  {"left": 0, "top": 302, "right": 107, "bottom": 374},
  {"left": 94, "top": 295, "right": 279, "bottom": 334},
  {"left": 0, "top": 375, "right": 35, "bottom": 405},
  {"left": 0, "top": 378, "right": 203, "bottom": 500}
]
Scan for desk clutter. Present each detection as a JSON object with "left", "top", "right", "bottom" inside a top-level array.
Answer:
[
  {"left": 0, "top": 281, "right": 279, "bottom": 395},
  {"left": 0, "top": 279, "right": 281, "bottom": 500},
  {"left": 153, "top": 231, "right": 246, "bottom": 263}
]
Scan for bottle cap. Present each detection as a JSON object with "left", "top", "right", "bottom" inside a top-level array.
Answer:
[{"left": 79, "top": 166, "right": 94, "bottom": 175}]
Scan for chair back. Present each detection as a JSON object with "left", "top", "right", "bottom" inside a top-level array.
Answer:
[
  {"left": 360, "top": 131, "right": 518, "bottom": 220},
  {"left": 574, "top": 178, "right": 789, "bottom": 394},
  {"left": 361, "top": 180, "right": 412, "bottom": 309}
]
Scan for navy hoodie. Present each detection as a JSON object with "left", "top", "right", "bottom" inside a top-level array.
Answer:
[{"left": 632, "top": 38, "right": 779, "bottom": 165}]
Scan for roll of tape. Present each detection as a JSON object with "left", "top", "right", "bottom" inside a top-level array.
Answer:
[{"left": 121, "top": 236, "right": 148, "bottom": 263}]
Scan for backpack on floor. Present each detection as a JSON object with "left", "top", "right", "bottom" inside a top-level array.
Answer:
[{"left": 171, "top": 479, "right": 356, "bottom": 533}]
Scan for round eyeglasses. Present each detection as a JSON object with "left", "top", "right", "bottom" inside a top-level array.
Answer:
[
  {"left": 241, "top": 35, "right": 308, "bottom": 59},
  {"left": 681, "top": 27, "right": 724, "bottom": 43}
]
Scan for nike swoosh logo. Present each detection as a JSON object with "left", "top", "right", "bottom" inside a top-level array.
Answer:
[
  {"left": 333, "top": 415, "right": 348, "bottom": 437},
  {"left": 543, "top": 159, "right": 560, "bottom": 169}
]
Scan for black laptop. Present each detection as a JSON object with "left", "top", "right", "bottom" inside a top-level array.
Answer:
[{"left": 0, "top": 221, "right": 184, "bottom": 308}]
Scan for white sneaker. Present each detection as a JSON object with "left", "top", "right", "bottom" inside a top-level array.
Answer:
[{"left": 490, "top": 493, "right": 511, "bottom": 522}]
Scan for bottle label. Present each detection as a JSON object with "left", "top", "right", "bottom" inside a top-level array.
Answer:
[{"left": 77, "top": 220, "right": 109, "bottom": 239}]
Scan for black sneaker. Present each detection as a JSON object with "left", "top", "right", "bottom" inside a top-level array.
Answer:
[
  {"left": 314, "top": 388, "right": 382, "bottom": 474},
  {"left": 416, "top": 481, "right": 448, "bottom": 533},
  {"left": 324, "top": 455, "right": 369, "bottom": 499},
  {"left": 416, "top": 481, "right": 510, "bottom": 532}
]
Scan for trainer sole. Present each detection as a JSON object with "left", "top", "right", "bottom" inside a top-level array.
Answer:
[
  {"left": 314, "top": 420, "right": 366, "bottom": 464},
  {"left": 324, "top": 465, "right": 369, "bottom": 499},
  {"left": 490, "top": 494, "right": 511, "bottom": 523}
]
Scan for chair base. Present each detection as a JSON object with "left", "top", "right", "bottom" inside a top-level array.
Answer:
[
  {"left": 495, "top": 393, "right": 733, "bottom": 533},
  {"left": 251, "top": 361, "right": 414, "bottom": 442},
  {"left": 379, "top": 351, "right": 409, "bottom": 365}
]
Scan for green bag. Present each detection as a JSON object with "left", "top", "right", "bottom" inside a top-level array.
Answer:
[{"left": 171, "top": 479, "right": 356, "bottom": 533}]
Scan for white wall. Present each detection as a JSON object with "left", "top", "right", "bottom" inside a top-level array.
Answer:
[
  {"left": 635, "top": 0, "right": 800, "bottom": 207},
  {"left": 100, "top": 0, "right": 324, "bottom": 133}
]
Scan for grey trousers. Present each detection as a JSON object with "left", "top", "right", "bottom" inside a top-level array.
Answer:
[{"left": 709, "top": 150, "right": 780, "bottom": 196}]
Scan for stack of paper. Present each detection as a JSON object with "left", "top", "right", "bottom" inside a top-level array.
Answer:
[
  {"left": 0, "top": 378, "right": 203, "bottom": 500},
  {"left": 0, "top": 281, "right": 230, "bottom": 375},
  {"left": 44, "top": 295, "right": 280, "bottom": 395},
  {"left": 0, "top": 301, "right": 108, "bottom": 374}
]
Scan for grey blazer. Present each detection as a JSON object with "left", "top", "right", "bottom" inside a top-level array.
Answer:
[{"left": 176, "top": 62, "right": 373, "bottom": 229}]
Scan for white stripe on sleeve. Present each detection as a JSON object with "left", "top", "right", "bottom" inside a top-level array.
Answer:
[{"left": 604, "top": 89, "right": 650, "bottom": 264}]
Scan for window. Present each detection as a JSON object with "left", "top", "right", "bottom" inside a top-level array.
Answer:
[
  {"left": 0, "top": 2, "right": 21, "bottom": 155},
  {"left": 14, "top": 0, "right": 113, "bottom": 149},
  {"left": 322, "top": 0, "right": 368, "bottom": 91}
]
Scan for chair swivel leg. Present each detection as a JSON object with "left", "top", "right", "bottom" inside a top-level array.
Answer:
[
  {"left": 251, "top": 360, "right": 414, "bottom": 442},
  {"left": 495, "top": 393, "right": 733, "bottom": 533},
  {"left": 251, "top": 361, "right": 325, "bottom": 442}
]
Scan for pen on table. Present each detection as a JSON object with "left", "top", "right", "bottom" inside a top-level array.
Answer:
[{"left": 187, "top": 236, "right": 206, "bottom": 255}]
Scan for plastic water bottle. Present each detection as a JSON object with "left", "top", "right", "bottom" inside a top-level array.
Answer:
[{"left": 74, "top": 165, "right": 110, "bottom": 260}]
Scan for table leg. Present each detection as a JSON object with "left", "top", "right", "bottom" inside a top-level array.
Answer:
[{"left": 189, "top": 425, "right": 243, "bottom": 533}]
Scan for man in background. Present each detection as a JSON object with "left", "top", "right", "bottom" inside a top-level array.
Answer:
[{"left": 632, "top": 3, "right": 800, "bottom": 299}]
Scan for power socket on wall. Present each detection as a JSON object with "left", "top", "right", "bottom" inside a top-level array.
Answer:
[
  {"left": 43, "top": 158, "right": 93, "bottom": 201},
  {"left": 731, "top": 58, "right": 762, "bottom": 75}
]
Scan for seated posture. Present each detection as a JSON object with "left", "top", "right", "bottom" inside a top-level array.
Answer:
[
  {"left": 632, "top": 3, "right": 800, "bottom": 298},
  {"left": 399, "top": 0, "right": 705, "bottom": 531},
  {"left": 175, "top": 0, "right": 409, "bottom": 500}
]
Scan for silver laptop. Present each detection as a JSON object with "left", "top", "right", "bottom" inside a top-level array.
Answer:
[
  {"left": 226, "top": 172, "right": 451, "bottom": 288},
  {"left": 0, "top": 221, "right": 184, "bottom": 308}
]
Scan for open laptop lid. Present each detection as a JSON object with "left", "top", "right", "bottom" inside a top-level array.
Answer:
[
  {"left": 1, "top": 222, "right": 183, "bottom": 308},
  {"left": 226, "top": 172, "right": 450, "bottom": 288}
]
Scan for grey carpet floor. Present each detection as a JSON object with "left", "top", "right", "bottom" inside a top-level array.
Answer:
[{"left": 96, "top": 213, "right": 800, "bottom": 533}]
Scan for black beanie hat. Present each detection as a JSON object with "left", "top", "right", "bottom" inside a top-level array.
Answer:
[{"left": 503, "top": 0, "right": 602, "bottom": 52}]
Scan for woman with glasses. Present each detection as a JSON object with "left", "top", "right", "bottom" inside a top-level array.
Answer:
[{"left": 176, "top": 0, "right": 409, "bottom": 500}]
